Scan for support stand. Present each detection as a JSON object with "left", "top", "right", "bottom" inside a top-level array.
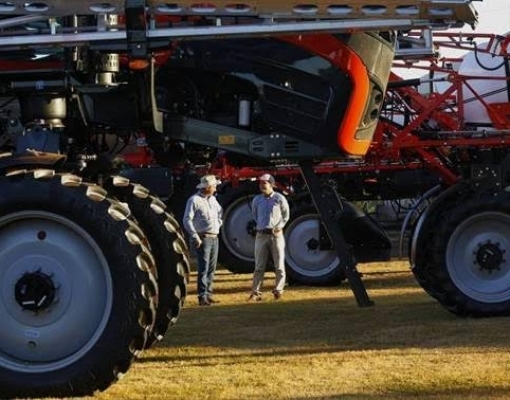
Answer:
[{"left": 299, "top": 160, "right": 374, "bottom": 307}]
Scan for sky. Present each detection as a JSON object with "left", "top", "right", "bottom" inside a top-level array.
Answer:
[
  {"left": 391, "top": 1, "right": 510, "bottom": 121},
  {"left": 393, "top": 0, "right": 510, "bottom": 78},
  {"left": 469, "top": 0, "right": 510, "bottom": 36},
  {"left": 434, "top": 0, "right": 510, "bottom": 60}
]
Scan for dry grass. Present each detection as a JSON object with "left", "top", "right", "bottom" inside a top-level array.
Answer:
[{"left": 67, "top": 262, "right": 510, "bottom": 399}]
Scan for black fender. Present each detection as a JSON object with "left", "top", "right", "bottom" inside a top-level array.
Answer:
[{"left": 410, "top": 182, "right": 471, "bottom": 267}]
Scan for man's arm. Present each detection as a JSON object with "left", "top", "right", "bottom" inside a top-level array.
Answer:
[
  {"left": 251, "top": 196, "right": 258, "bottom": 223},
  {"left": 182, "top": 197, "right": 199, "bottom": 240},
  {"left": 280, "top": 195, "right": 290, "bottom": 227},
  {"left": 216, "top": 197, "right": 223, "bottom": 228}
]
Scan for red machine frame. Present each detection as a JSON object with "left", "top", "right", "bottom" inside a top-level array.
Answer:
[{"left": 127, "top": 31, "right": 509, "bottom": 190}]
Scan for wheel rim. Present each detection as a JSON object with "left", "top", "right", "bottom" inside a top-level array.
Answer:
[
  {"left": 447, "top": 211, "right": 510, "bottom": 303},
  {"left": 285, "top": 213, "right": 339, "bottom": 277},
  {"left": 0, "top": 211, "right": 113, "bottom": 372},
  {"left": 220, "top": 196, "right": 256, "bottom": 262}
]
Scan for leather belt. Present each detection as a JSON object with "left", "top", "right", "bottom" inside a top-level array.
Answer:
[
  {"left": 257, "top": 228, "right": 282, "bottom": 235},
  {"left": 198, "top": 232, "right": 218, "bottom": 238}
]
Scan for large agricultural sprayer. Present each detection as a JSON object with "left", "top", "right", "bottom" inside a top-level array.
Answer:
[
  {"left": 0, "top": 0, "right": 493, "bottom": 397},
  {"left": 187, "top": 30, "right": 510, "bottom": 290}
]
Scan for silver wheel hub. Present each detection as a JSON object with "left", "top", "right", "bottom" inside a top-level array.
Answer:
[
  {"left": 0, "top": 211, "right": 113, "bottom": 372},
  {"left": 447, "top": 211, "right": 510, "bottom": 303},
  {"left": 221, "top": 196, "right": 256, "bottom": 262},
  {"left": 285, "top": 213, "right": 339, "bottom": 277}
]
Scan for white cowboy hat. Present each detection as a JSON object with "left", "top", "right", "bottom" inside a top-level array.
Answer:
[{"left": 196, "top": 174, "right": 221, "bottom": 189}]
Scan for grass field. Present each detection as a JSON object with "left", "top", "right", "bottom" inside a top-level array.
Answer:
[{"left": 78, "top": 261, "right": 510, "bottom": 399}]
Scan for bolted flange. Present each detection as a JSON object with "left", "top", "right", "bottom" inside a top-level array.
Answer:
[
  {"left": 307, "top": 237, "right": 320, "bottom": 251},
  {"left": 474, "top": 240, "right": 506, "bottom": 273},
  {"left": 15, "top": 270, "right": 56, "bottom": 311}
]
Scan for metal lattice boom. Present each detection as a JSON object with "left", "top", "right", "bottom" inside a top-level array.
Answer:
[
  {"left": 0, "top": 0, "right": 478, "bottom": 21},
  {"left": 0, "top": 0, "right": 479, "bottom": 50}
]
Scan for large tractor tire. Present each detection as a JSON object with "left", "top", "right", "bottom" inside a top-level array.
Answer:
[
  {"left": 107, "top": 176, "right": 190, "bottom": 348},
  {"left": 217, "top": 182, "right": 259, "bottom": 274},
  {"left": 284, "top": 206, "right": 346, "bottom": 285},
  {"left": 412, "top": 189, "right": 510, "bottom": 317},
  {"left": 0, "top": 171, "right": 157, "bottom": 398}
]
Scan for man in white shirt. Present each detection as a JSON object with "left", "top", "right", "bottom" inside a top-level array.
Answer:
[
  {"left": 183, "top": 174, "right": 223, "bottom": 306},
  {"left": 249, "top": 173, "right": 290, "bottom": 301}
]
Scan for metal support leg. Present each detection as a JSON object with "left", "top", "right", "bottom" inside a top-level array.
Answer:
[
  {"left": 125, "top": 0, "right": 148, "bottom": 60},
  {"left": 299, "top": 161, "right": 374, "bottom": 307}
]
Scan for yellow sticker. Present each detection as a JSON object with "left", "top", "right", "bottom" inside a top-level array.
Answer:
[{"left": 218, "top": 135, "right": 236, "bottom": 145}]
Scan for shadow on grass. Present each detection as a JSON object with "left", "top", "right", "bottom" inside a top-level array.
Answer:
[
  {"left": 141, "top": 288, "right": 510, "bottom": 365},
  {"left": 287, "top": 386, "right": 510, "bottom": 399},
  {"left": 190, "top": 267, "right": 419, "bottom": 297}
]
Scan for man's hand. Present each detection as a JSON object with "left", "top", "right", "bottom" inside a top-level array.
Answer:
[{"left": 193, "top": 237, "right": 203, "bottom": 248}]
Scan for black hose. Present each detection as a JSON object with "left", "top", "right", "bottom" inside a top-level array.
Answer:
[
  {"left": 387, "top": 78, "right": 421, "bottom": 89},
  {"left": 473, "top": 42, "right": 506, "bottom": 71}
]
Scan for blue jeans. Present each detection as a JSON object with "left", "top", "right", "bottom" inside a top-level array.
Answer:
[{"left": 195, "top": 236, "right": 219, "bottom": 299}]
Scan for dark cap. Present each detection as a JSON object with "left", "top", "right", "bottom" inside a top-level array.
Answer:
[{"left": 259, "top": 173, "right": 275, "bottom": 185}]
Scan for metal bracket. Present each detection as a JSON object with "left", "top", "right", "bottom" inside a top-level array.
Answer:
[
  {"left": 125, "top": 0, "right": 148, "bottom": 60},
  {"left": 164, "top": 117, "right": 332, "bottom": 160}
]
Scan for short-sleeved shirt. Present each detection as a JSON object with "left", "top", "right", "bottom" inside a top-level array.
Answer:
[
  {"left": 251, "top": 191, "right": 290, "bottom": 231},
  {"left": 183, "top": 192, "right": 223, "bottom": 240}
]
